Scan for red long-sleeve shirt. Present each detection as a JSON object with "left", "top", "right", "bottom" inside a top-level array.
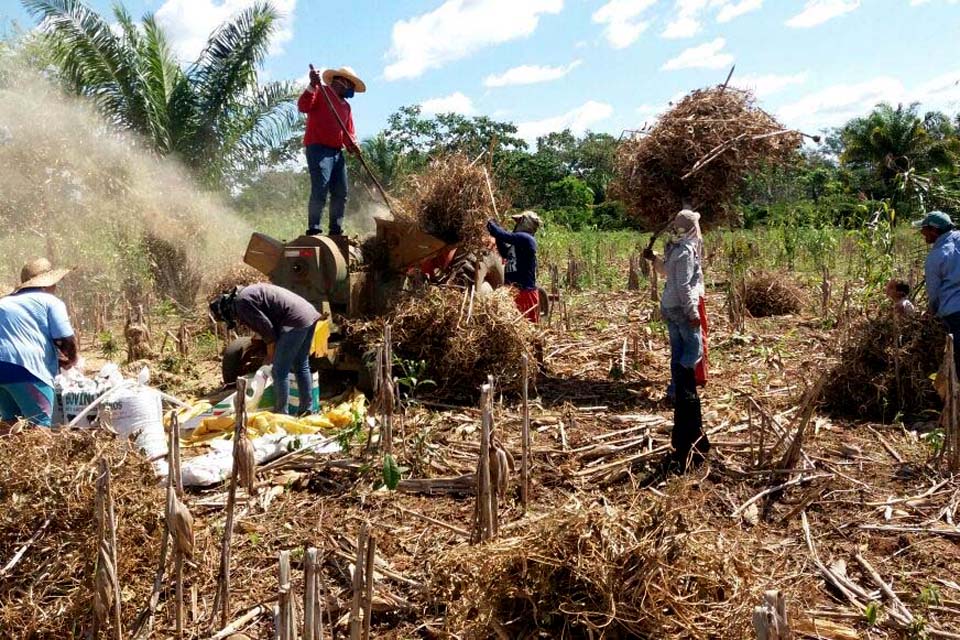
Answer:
[{"left": 297, "top": 86, "right": 356, "bottom": 150}]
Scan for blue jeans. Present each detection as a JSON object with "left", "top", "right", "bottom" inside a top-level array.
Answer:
[
  {"left": 306, "top": 144, "right": 347, "bottom": 235},
  {"left": 0, "top": 380, "right": 55, "bottom": 426},
  {"left": 664, "top": 308, "right": 707, "bottom": 467},
  {"left": 665, "top": 308, "right": 702, "bottom": 372},
  {"left": 271, "top": 324, "right": 316, "bottom": 415}
]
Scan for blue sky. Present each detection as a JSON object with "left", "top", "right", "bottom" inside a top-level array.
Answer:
[{"left": 5, "top": 0, "right": 960, "bottom": 144}]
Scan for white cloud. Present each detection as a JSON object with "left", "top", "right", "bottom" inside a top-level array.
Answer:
[
  {"left": 592, "top": 0, "right": 657, "bottom": 48},
  {"left": 516, "top": 101, "right": 614, "bottom": 141},
  {"left": 662, "top": 0, "right": 708, "bottom": 39},
  {"left": 778, "top": 77, "right": 903, "bottom": 127},
  {"left": 483, "top": 60, "right": 582, "bottom": 87},
  {"left": 661, "top": 0, "right": 763, "bottom": 38},
  {"left": 662, "top": 38, "right": 734, "bottom": 70},
  {"left": 384, "top": 0, "right": 563, "bottom": 81},
  {"left": 778, "top": 70, "right": 960, "bottom": 130},
  {"left": 733, "top": 72, "right": 809, "bottom": 97},
  {"left": 716, "top": 0, "right": 764, "bottom": 22},
  {"left": 786, "top": 0, "right": 860, "bottom": 28},
  {"left": 420, "top": 92, "right": 476, "bottom": 116},
  {"left": 155, "top": 0, "right": 296, "bottom": 61}
]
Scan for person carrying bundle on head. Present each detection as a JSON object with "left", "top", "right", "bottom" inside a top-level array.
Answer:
[
  {"left": 487, "top": 211, "right": 541, "bottom": 323},
  {"left": 298, "top": 65, "right": 365, "bottom": 237},
  {"left": 0, "top": 259, "right": 78, "bottom": 427},
  {"left": 210, "top": 283, "right": 320, "bottom": 416},
  {"left": 642, "top": 209, "right": 710, "bottom": 479}
]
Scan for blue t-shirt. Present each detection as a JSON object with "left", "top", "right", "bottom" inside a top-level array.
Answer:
[
  {"left": 926, "top": 230, "right": 960, "bottom": 318},
  {"left": 0, "top": 289, "right": 74, "bottom": 386},
  {"left": 487, "top": 221, "right": 538, "bottom": 291}
]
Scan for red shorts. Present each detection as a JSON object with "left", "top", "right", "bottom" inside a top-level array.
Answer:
[
  {"left": 695, "top": 296, "right": 709, "bottom": 386},
  {"left": 514, "top": 289, "right": 540, "bottom": 323}
]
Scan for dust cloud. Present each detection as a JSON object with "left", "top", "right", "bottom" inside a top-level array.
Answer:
[{"left": 0, "top": 66, "right": 251, "bottom": 311}]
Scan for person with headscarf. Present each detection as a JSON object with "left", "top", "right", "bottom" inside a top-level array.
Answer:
[
  {"left": 210, "top": 283, "right": 320, "bottom": 416},
  {"left": 643, "top": 209, "right": 710, "bottom": 475},
  {"left": 487, "top": 211, "right": 542, "bottom": 322}
]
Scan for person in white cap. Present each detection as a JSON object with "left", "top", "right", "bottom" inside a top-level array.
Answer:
[
  {"left": 0, "top": 258, "right": 78, "bottom": 427},
  {"left": 487, "top": 211, "right": 542, "bottom": 322},
  {"left": 298, "top": 66, "right": 366, "bottom": 236}
]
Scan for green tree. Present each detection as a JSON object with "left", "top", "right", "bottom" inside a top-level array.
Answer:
[
  {"left": 383, "top": 105, "right": 526, "bottom": 169},
  {"left": 23, "top": 0, "right": 299, "bottom": 188},
  {"left": 839, "top": 102, "right": 959, "bottom": 212}
]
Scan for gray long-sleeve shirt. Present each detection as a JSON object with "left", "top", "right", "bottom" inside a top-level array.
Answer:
[
  {"left": 233, "top": 283, "right": 320, "bottom": 344},
  {"left": 659, "top": 239, "right": 702, "bottom": 323}
]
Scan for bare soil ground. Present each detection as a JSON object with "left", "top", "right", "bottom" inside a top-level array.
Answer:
[{"left": 2, "top": 288, "right": 959, "bottom": 639}]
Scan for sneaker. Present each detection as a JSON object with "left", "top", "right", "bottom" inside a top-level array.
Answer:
[{"left": 305, "top": 228, "right": 321, "bottom": 237}]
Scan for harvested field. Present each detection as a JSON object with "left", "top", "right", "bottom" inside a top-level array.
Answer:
[
  {"left": 346, "top": 286, "right": 543, "bottom": 397},
  {"left": 744, "top": 271, "right": 806, "bottom": 317},
  {"left": 3, "top": 288, "right": 959, "bottom": 639},
  {"left": 823, "top": 312, "right": 945, "bottom": 421}
]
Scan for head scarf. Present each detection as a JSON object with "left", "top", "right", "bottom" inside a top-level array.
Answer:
[{"left": 669, "top": 209, "right": 703, "bottom": 258}]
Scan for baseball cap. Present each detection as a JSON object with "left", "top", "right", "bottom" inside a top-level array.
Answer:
[{"left": 911, "top": 210, "right": 954, "bottom": 231}]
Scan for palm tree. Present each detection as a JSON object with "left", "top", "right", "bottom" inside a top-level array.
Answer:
[
  {"left": 840, "top": 103, "right": 959, "bottom": 203},
  {"left": 23, "top": 0, "right": 299, "bottom": 188}
]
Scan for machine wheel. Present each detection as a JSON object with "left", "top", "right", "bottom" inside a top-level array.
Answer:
[
  {"left": 538, "top": 286, "right": 550, "bottom": 319},
  {"left": 222, "top": 336, "right": 266, "bottom": 385},
  {"left": 479, "top": 252, "right": 505, "bottom": 289}
]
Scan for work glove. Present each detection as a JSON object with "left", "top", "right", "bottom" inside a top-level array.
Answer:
[{"left": 308, "top": 67, "right": 321, "bottom": 88}]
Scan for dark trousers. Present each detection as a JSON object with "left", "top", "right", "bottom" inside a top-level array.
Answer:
[
  {"left": 943, "top": 312, "right": 960, "bottom": 375},
  {"left": 672, "top": 365, "right": 709, "bottom": 469},
  {"left": 306, "top": 144, "right": 347, "bottom": 235},
  {"left": 272, "top": 324, "right": 315, "bottom": 415}
]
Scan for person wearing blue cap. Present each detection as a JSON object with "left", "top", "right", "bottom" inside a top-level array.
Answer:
[{"left": 915, "top": 210, "right": 960, "bottom": 372}]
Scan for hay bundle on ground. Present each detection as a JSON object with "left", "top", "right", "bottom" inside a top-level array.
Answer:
[
  {"left": 208, "top": 263, "right": 267, "bottom": 297},
  {"left": 743, "top": 272, "right": 805, "bottom": 317},
  {"left": 430, "top": 497, "right": 758, "bottom": 638},
  {"left": 823, "top": 313, "right": 945, "bottom": 421},
  {"left": 0, "top": 429, "right": 163, "bottom": 637},
  {"left": 611, "top": 87, "right": 801, "bottom": 229},
  {"left": 400, "top": 154, "right": 499, "bottom": 252},
  {"left": 347, "top": 286, "right": 540, "bottom": 396}
]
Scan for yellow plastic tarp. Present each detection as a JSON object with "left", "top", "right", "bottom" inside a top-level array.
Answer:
[
  {"left": 178, "top": 389, "right": 365, "bottom": 446},
  {"left": 311, "top": 319, "right": 331, "bottom": 358}
]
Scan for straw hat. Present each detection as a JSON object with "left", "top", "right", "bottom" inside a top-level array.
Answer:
[
  {"left": 322, "top": 66, "right": 366, "bottom": 93},
  {"left": 14, "top": 258, "right": 72, "bottom": 292}
]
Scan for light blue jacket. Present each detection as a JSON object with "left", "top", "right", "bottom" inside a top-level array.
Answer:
[
  {"left": 660, "top": 238, "right": 702, "bottom": 323},
  {"left": 926, "top": 230, "right": 960, "bottom": 318}
]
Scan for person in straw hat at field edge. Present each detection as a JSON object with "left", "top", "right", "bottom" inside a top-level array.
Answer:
[
  {"left": 298, "top": 65, "right": 366, "bottom": 237},
  {"left": 915, "top": 210, "right": 960, "bottom": 374},
  {"left": 487, "top": 211, "right": 542, "bottom": 323},
  {"left": 0, "top": 258, "right": 78, "bottom": 427}
]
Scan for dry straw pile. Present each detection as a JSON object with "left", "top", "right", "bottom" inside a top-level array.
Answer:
[
  {"left": 431, "top": 496, "right": 762, "bottom": 638},
  {"left": 348, "top": 286, "right": 540, "bottom": 396},
  {"left": 611, "top": 86, "right": 802, "bottom": 229},
  {"left": 399, "top": 154, "right": 499, "bottom": 253},
  {"left": 823, "top": 313, "right": 945, "bottom": 421},
  {"left": 743, "top": 272, "right": 806, "bottom": 317},
  {"left": 0, "top": 429, "right": 163, "bottom": 637},
  {"left": 208, "top": 263, "right": 268, "bottom": 298}
]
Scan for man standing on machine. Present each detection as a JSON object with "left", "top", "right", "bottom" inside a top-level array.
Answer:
[{"left": 298, "top": 66, "right": 365, "bottom": 237}]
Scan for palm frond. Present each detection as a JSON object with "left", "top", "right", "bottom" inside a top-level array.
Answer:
[
  {"left": 190, "top": 2, "right": 277, "bottom": 126},
  {"left": 22, "top": 0, "right": 151, "bottom": 133},
  {"left": 215, "top": 80, "right": 300, "bottom": 186},
  {"left": 137, "top": 14, "right": 185, "bottom": 152}
]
